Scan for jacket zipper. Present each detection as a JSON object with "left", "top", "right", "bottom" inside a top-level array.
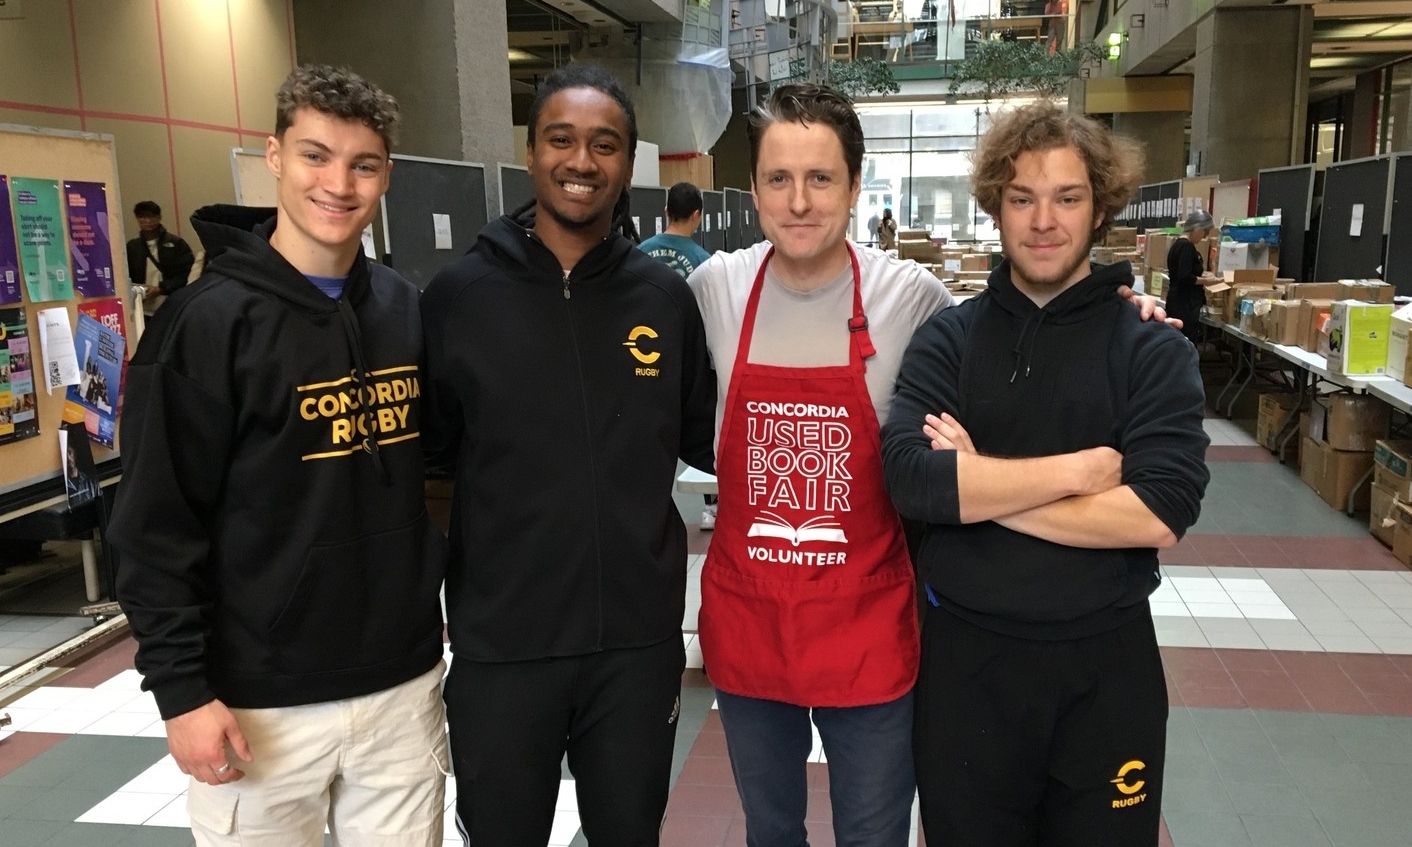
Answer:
[{"left": 563, "top": 268, "right": 571, "bottom": 299}]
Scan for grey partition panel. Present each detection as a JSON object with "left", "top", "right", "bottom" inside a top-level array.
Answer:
[
  {"left": 629, "top": 186, "right": 666, "bottom": 241},
  {"left": 724, "top": 188, "right": 743, "bottom": 252},
  {"left": 743, "top": 193, "right": 760, "bottom": 246},
  {"left": 703, "top": 190, "right": 726, "bottom": 253},
  {"left": 1386, "top": 154, "right": 1412, "bottom": 295},
  {"left": 1315, "top": 155, "right": 1391, "bottom": 283},
  {"left": 380, "top": 155, "right": 487, "bottom": 290},
  {"left": 1256, "top": 164, "right": 1315, "bottom": 282},
  {"left": 498, "top": 164, "right": 534, "bottom": 218}
]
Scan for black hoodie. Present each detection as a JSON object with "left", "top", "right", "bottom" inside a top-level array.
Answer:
[
  {"left": 881, "top": 260, "right": 1209, "bottom": 639},
  {"left": 110, "top": 205, "right": 446, "bottom": 720},
  {"left": 421, "top": 211, "right": 715, "bottom": 662}
]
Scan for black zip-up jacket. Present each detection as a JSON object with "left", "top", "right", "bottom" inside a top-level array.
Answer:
[
  {"left": 421, "top": 211, "right": 716, "bottom": 662},
  {"left": 126, "top": 225, "right": 196, "bottom": 294},
  {"left": 110, "top": 204, "right": 447, "bottom": 720},
  {"left": 882, "top": 259, "right": 1209, "bottom": 639}
]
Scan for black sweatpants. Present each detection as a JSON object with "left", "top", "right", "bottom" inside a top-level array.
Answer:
[
  {"left": 443, "top": 637, "right": 686, "bottom": 847},
  {"left": 914, "top": 606, "right": 1167, "bottom": 847}
]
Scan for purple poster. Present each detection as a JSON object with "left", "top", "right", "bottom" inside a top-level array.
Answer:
[
  {"left": 0, "top": 176, "right": 21, "bottom": 305},
  {"left": 65, "top": 180, "right": 115, "bottom": 298}
]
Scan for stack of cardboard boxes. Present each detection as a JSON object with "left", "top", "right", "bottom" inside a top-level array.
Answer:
[
  {"left": 1299, "top": 395, "right": 1389, "bottom": 511},
  {"left": 1371, "top": 440, "right": 1412, "bottom": 554}
]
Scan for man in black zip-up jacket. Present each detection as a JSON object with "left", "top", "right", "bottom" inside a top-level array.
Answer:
[
  {"left": 420, "top": 64, "right": 715, "bottom": 847},
  {"left": 110, "top": 66, "right": 449, "bottom": 846},
  {"left": 882, "top": 103, "right": 1209, "bottom": 846}
]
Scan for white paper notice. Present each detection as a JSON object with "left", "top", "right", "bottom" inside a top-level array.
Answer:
[
  {"left": 360, "top": 224, "right": 376, "bottom": 259},
  {"left": 38, "top": 307, "right": 81, "bottom": 394},
  {"left": 433, "top": 214, "right": 453, "bottom": 250},
  {"left": 1350, "top": 203, "right": 1364, "bottom": 237}
]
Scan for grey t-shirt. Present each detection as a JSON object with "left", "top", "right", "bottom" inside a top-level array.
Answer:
[{"left": 689, "top": 241, "right": 955, "bottom": 452}]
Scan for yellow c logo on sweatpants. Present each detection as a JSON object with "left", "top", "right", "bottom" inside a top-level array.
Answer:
[{"left": 1111, "top": 760, "right": 1146, "bottom": 796}]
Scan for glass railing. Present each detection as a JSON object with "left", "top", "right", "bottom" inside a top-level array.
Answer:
[{"left": 835, "top": 12, "right": 1072, "bottom": 66}]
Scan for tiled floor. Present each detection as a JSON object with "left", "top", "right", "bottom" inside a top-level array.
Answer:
[{"left": 4, "top": 406, "right": 1412, "bottom": 847}]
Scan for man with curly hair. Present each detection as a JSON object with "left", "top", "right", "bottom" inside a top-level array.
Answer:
[
  {"left": 882, "top": 101, "right": 1210, "bottom": 845},
  {"left": 111, "top": 64, "right": 448, "bottom": 846}
]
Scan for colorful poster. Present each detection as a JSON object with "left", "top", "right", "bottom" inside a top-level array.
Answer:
[
  {"left": 63, "top": 311, "right": 124, "bottom": 447},
  {"left": 73, "top": 297, "right": 127, "bottom": 422},
  {"left": 0, "top": 306, "right": 40, "bottom": 445},
  {"left": 12, "top": 176, "right": 73, "bottom": 302},
  {"left": 65, "top": 180, "right": 115, "bottom": 298},
  {"left": 0, "top": 176, "right": 21, "bottom": 305}
]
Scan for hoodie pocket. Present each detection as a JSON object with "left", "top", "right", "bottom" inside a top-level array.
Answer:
[{"left": 268, "top": 513, "right": 446, "bottom": 675}]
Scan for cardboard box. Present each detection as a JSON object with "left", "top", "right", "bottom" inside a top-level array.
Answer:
[
  {"left": 1219, "top": 242, "right": 1272, "bottom": 273},
  {"left": 1373, "top": 440, "right": 1412, "bottom": 501},
  {"left": 1300, "top": 437, "right": 1374, "bottom": 511},
  {"left": 1389, "top": 304, "right": 1412, "bottom": 381},
  {"left": 1256, "top": 393, "right": 1300, "bottom": 450},
  {"left": 1301, "top": 300, "right": 1335, "bottom": 353},
  {"left": 1370, "top": 481, "right": 1399, "bottom": 547},
  {"left": 1145, "top": 233, "right": 1174, "bottom": 271},
  {"left": 1307, "top": 394, "right": 1391, "bottom": 452},
  {"left": 1091, "top": 246, "right": 1116, "bottom": 265},
  {"left": 659, "top": 153, "right": 714, "bottom": 190},
  {"left": 1284, "top": 282, "right": 1341, "bottom": 301},
  {"left": 1106, "top": 226, "right": 1137, "bottom": 248},
  {"left": 1325, "top": 300, "right": 1394, "bottom": 375},
  {"left": 1393, "top": 502, "right": 1412, "bottom": 565},
  {"left": 1336, "top": 280, "right": 1395, "bottom": 304},
  {"left": 1266, "top": 300, "right": 1300, "bottom": 345},
  {"left": 960, "top": 253, "right": 990, "bottom": 272},
  {"left": 1226, "top": 287, "right": 1282, "bottom": 327},
  {"left": 1232, "top": 268, "right": 1279, "bottom": 288}
]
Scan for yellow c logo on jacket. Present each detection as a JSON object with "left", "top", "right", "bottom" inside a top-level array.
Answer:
[
  {"left": 623, "top": 325, "right": 661, "bottom": 364},
  {"left": 1111, "top": 760, "right": 1146, "bottom": 795}
]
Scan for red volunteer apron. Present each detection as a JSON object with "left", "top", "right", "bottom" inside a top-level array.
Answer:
[{"left": 699, "top": 246, "right": 919, "bottom": 707}]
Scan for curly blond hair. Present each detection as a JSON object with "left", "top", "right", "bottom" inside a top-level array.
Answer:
[{"left": 971, "top": 102, "right": 1143, "bottom": 244}]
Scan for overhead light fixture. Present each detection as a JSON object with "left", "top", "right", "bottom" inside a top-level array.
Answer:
[
  {"left": 1107, "top": 31, "right": 1124, "bottom": 60},
  {"left": 508, "top": 48, "right": 537, "bottom": 62}
]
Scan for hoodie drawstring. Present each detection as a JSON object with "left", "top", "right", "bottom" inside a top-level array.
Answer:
[
  {"left": 1009, "top": 308, "right": 1050, "bottom": 384},
  {"left": 335, "top": 297, "right": 392, "bottom": 485}
]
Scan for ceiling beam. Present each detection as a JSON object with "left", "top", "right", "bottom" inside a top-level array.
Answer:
[{"left": 1312, "top": 1, "right": 1412, "bottom": 18}]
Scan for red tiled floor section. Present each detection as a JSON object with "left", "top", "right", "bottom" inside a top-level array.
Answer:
[
  {"left": 47, "top": 633, "right": 136, "bottom": 686},
  {"left": 1205, "top": 446, "right": 1279, "bottom": 462},
  {"left": 0, "top": 731, "right": 68, "bottom": 779},
  {"left": 1161, "top": 533, "right": 1408, "bottom": 569},
  {"left": 1163, "top": 646, "right": 1412, "bottom": 716}
]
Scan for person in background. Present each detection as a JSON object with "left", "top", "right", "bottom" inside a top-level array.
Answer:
[
  {"left": 637, "top": 180, "right": 719, "bottom": 530},
  {"left": 1165, "top": 209, "right": 1216, "bottom": 344},
  {"left": 876, "top": 206, "right": 898, "bottom": 251},
  {"left": 126, "top": 200, "right": 200, "bottom": 316},
  {"left": 110, "top": 64, "right": 448, "bottom": 847},
  {"left": 421, "top": 62, "right": 716, "bottom": 847},
  {"left": 883, "top": 100, "right": 1209, "bottom": 847}
]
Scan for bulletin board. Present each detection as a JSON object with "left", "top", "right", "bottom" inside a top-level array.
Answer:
[
  {"left": 1384, "top": 153, "right": 1412, "bottom": 295},
  {"left": 231, "top": 147, "right": 277, "bottom": 207},
  {"left": 629, "top": 186, "right": 667, "bottom": 241},
  {"left": 702, "top": 190, "right": 725, "bottom": 253},
  {"left": 1256, "top": 164, "right": 1315, "bottom": 282},
  {"left": 498, "top": 164, "right": 534, "bottom": 219},
  {"left": 1212, "top": 179, "right": 1255, "bottom": 227},
  {"left": 724, "top": 188, "right": 742, "bottom": 252},
  {"left": 1314, "top": 154, "right": 1391, "bottom": 283},
  {"left": 379, "top": 154, "right": 487, "bottom": 289},
  {"left": 0, "top": 124, "right": 129, "bottom": 518}
]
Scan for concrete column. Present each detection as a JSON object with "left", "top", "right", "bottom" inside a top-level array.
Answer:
[
  {"left": 1190, "top": 6, "right": 1311, "bottom": 181},
  {"left": 1342, "top": 71, "right": 1379, "bottom": 160},
  {"left": 291, "top": 0, "right": 514, "bottom": 209},
  {"left": 1113, "top": 111, "right": 1187, "bottom": 183}
]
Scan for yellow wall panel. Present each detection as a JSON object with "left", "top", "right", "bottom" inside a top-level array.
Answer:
[
  {"left": 0, "top": 109, "right": 83, "bottom": 132},
  {"left": 72, "top": 0, "right": 164, "bottom": 118},
  {"left": 171, "top": 125, "right": 242, "bottom": 215},
  {"left": 0, "top": 1, "right": 79, "bottom": 109},
  {"left": 86, "top": 117, "right": 178, "bottom": 240},
  {"left": 160, "top": 0, "right": 238, "bottom": 127},
  {"left": 231, "top": 0, "right": 295, "bottom": 135},
  {"left": 1085, "top": 76, "right": 1194, "bottom": 115}
]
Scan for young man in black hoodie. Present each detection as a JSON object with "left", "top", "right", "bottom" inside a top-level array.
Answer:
[
  {"left": 882, "top": 102, "right": 1210, "bottom": 846},
  {"left": 110, "top": 65, "right": 448, "bottom": 846},
  {"left": 421, "top": 63, "right": 715, "bottom": 847}
]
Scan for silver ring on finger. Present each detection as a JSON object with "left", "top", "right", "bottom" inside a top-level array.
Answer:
[{"left": 214, "top": 763, "right": 231, "bottom": 776}]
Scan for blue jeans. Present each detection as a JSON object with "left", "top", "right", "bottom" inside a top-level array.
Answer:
[{"left": 715, "top": 690, "right": 916, "bottom": 847}]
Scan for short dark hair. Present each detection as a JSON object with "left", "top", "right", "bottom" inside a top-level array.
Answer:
[
  {"left": 971, "top": 101, "right": 1143, "bottom": 245},
  {"left": 748, "top": 83, "right": 864, "bottom": 185},
  {"left": 133, "top": 200, "right": 161, "bottom": 218},
  {"left": 665, "top": 182, "right": 703, "bottom": 222},
  {"left": 275, "top": 64, "right": 400, "bottom": 153},
  {"left": 526, "top": 63, "right": 638, "bottom": 159}
]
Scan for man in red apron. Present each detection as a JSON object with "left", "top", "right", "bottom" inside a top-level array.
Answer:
[{"left": 688, "top": 85, "right": 1168, "bottom": 847}]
